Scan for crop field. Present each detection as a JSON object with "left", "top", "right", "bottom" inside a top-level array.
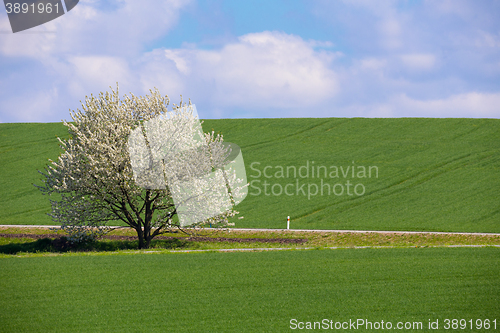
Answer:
[
  {"left": 0, "top": 247, "right": 499, "bottom": 332},
  {"left": 204, "top": 118, "right": 499, "bottom": 232},
  {"left": 0, "top": 118, "right": 499, "bottom": 232},
  {"left": 0, "top": 119, "right": 498, "bottom": 332}
]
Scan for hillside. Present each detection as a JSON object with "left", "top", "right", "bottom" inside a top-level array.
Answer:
[{"left": 0, "top": 118, "right": 498, "bottom": 232}]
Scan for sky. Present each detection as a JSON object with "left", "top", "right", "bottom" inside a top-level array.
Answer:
[{"left": 0, "top": 0, "right": 499, "bottom": 122}]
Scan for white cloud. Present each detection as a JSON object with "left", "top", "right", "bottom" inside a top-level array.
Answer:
[
  {"left": 66, "top": 56, "right": 133, "bottom": 98},
  {"left": 0, "top": 0, "right": 190, "bottom": 58},
  {"left": 429, "top": 0, "right": 474, "bottom": 18},
  {"left": 395, "top": 92, "right": 500, "bottom": 118},
  {"left": 0, "top": 0, "right": 190, "bottom": 122},
  {"left": 359, "top": 58, "right": 387, "bottom": 71},
  {"left": 474, "top": 30, "right": 500, "bottom": 48},
  {"left": 343, "top": 92, "right": 500, "bottom": 118},
  {"left": 0, "top": 87, "right": 59, "bottom": 122},
  {"left": 208, "top": 32, "right": 339, "bottom": 108},
  {"left": 138, "top": 49, "right": 187, "bottom": 101},
  {"left": 139, "top": 31, "right": 339, "bottom": 111},
  {"left": 378, "top": 19, "right": 401, "bottom": 36},
  {"left": 400, "top": 53, "right": 436, "bottom": 70},
  {"left": 0, "top": 17, "right": 59, "bottom": 57},
  {"left": 1, "top": 0, "right": 499, "bottom": 122},
  {"left": 164, "top": 50, "right": 191, "bottom": 75},
  {"left": 1, "top": 4, "right": 336, "bottom": 120}
]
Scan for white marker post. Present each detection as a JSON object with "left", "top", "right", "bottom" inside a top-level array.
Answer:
[{"left": 287, "top": 216, "right": 290, "bottom": 230}]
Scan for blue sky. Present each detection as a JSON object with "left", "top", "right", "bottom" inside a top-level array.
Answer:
[{"left": 0, "top": 0, "right": 499, "bottom": 122}]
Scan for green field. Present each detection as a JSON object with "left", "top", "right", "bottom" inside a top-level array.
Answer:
[
  {"left": 0, "top": 120, "right": 498, "bottom": 332},
  {"left": 0, "top": 118, "right": 499, "bottom": 232},
  {"left": 0, "top": 248, "right": 498, "bottom": 332}
]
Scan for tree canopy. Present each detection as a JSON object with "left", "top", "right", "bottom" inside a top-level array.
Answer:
[{"left": 37, "top": 86, "right": 247, "bottom": 249}]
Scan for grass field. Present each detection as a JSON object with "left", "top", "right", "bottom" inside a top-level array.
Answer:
[
  {"left": 0, "top": 248, "right": 498, "bottom": 332},
  {"left": 0, "top": 119, "right": 499, "bottom": 232},
  {"left": 0, "top": 123, "right": 69, "bottom": 226},
  {"left": 0, "top": 120, "right": 498, "bottom": 332}
]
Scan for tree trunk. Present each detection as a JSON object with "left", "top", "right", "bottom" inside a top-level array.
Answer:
[
  {"left": 143, "top": 223, "right": 152, "bottom": 249},
  {"left": 136, "top": 226, "right": 145, "bottom": 249},
  {"left": 141, "top": 190, "right": 153, "bottom": 249}
]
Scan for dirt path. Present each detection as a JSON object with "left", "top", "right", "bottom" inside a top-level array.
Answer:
[{"left": 1, "top": 225, "right": 499, "bottom": 236}]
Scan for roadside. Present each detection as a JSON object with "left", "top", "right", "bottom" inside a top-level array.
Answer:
[
  {"left": 1, "top": 225, "right": 500, "bottom": 236},
  {"left": 1, "top": 225, "right": 499, "bottom": 257}
]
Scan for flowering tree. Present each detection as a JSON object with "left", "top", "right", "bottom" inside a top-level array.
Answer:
[{"left": 37, "top": 86, "right": 246, "bottom": 249}]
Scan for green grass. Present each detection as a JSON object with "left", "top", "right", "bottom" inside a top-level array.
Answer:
[
  {"left": 1, "top": 120, "right": 497, "bottom": 333},
  {"left": 0, "top": 248, "right": 498, "bottom": 332},
  {"left": 1, "top": 119, "right": 499, "bottom": 232},
  {"left": 0, "top": 123, "right": 69, "bottom": 225},
  {"left": 206, "top": 118, "right": 500, "bottom": 232}
]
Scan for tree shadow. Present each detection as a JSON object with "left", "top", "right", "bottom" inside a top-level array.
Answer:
[{"left": 0, "top": 236, "right": 190, "bottom": 254}]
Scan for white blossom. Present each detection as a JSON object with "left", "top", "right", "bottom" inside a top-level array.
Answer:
[{"left": 36, "top": 85, "right": 247, "bottom": 248}]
